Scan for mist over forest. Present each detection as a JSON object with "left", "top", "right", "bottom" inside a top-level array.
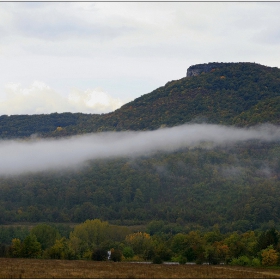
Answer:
[
  {"left": 1, "top": 123, "right": 280, "bottom": 176},
  {"left": 0, "top": 62, "right": 280, "bottom": 233}
]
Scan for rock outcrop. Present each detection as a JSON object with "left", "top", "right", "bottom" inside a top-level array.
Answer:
[{"left": 186, "top": 62, "right": 225, "bottom": 77}]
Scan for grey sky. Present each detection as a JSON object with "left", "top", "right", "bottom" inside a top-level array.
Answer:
[{"left": 0, "top": 2, "right": 280, "bottom": 114}]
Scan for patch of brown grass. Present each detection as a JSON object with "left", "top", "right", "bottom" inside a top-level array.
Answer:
[{"left": 0, "top": 258, "right": 280, "bottom": 278}]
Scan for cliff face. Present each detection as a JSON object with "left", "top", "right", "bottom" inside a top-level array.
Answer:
[{"left": 186, "top": 62, "right": 226, "bottom": 77}]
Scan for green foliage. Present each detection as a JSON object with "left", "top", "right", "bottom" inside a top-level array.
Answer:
[
  {"left": 2, "top": 219, "right": 280, "bottom": 268},
  {"left": 31, "top": 224, "right": 61, "bottom": 250},
  {"left": 0, "top": 142, "right": 280, "bottom": 230},
  {"left": 45, "top": 237, "right": 75, "bottom": 260},
  {"left": 152, "top": 236, "right": 172, "bottom": 261},
  {"left": 0, "top": 113, "right": 85, "bottom": 139},
  {"left": 178, "top": 255, "right": 187, "bottom": 264},
  {"left": 230, "top": 255, "right": 251, "bottom": 266},
  {"left": 251, "top": 258, "right": 261, "bottom": 267},
  {"left": 257, "top": 228, "right": 279, "bottom": 251},
  {"left": 147, "top": 221, "right": 165, "bottom": 235},
  {"left": 125, "top": 232, "right": 153, "bottom": 259},
  {"left": 204, "top": 244, "right": 220, "bottom": 265},
  {"left": 21, "top": 234, "right": 42, "bottom": 258},
  {"left": 122, "top": 246, "right": 134, "bottom": 259},
  {"left": 69, "top": 219, "right": 130, "bottom": 258},
  {"left": 0, "top": 226, "right": 29, "bottom": 244},
  {"left": 0, "top": 244, "right": 8, "bottom": 257},
  {"left": 171, "top": 233, "right": 187, "bottom": 256},
  {"left": 52, "top": 224, "right": 73, "bottom": 239},
  {"left": 69, "top": 219, "right": 109, "bottom": 257}
]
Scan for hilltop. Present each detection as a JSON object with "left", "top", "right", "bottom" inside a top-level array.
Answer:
[{"left": 0, "top": 62, "right": 280, "bottom": 139}]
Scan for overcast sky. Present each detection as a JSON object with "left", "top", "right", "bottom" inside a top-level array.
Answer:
[{"left": 1, "top": 2, "right": 280, "bottom": 115}]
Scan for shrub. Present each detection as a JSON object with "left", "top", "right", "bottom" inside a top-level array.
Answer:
[
  {"left": 110, "top": 249, "right": 122, "bottom": 262},
  {"left": 195, "top": 259, "right": 203, "bottom": 265},
  {"left": 251, "top": 258, "right": 261, "bottom": 267},
  {"left": 178, "top": 255, "right": 187, "bottom": 265},
  {"left": 122, "top": 246, "right": 134, "bottom": 259},
  {"left": 230, "top": 256, "right": 251, "bottom": 266},
  {"left": 152, "top": 255, "right": 163, "bottom": 264},
  {"left": 91, "top": 248, "right": 108, "bottom": 261}
]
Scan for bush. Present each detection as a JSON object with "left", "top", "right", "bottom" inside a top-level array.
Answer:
[
  {"left": 195, "top": 256, "right": 204, "bottom": 265},
  {"left": 152, "top": 255, "right": 163, "bottom": 264},
  {"left": 122, "top": 246, "right": 134, "bottom": 259},
  {"left": 251, "top": 258, "right": 261, "bottom": 267},
  {"left": 230, "top": 256, "right": 251, "bottom": 266},
  {"left": 178, "top": 255, "right": 187, "bottom": 265},
  {"left": 110, "top": 249, "right": 122, "bottom": 262},
  {"left": 91, "top": 248, "right": 108, "bottom": 261}
]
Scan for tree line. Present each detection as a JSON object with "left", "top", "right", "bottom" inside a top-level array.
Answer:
[{"left": 0, "top": 219, "right": 280, "bottom": 267}]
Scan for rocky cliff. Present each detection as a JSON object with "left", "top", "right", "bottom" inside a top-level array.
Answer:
[{"left": 186, "top": 62, "right": 230, "bottom": 77}]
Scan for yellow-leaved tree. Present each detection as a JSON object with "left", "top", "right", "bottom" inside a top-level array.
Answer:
[
  {"left": 125, "top": 232, "right": 154, "bottom": 260},
  {"left": 69, "top": 219, "right": 110, "bottom": 258},
  {"left": 261, "top": 245, "right": 279, "bottom": 266},
  {"left": 69, "top": 219, "right": 131, "bottom": 259}
]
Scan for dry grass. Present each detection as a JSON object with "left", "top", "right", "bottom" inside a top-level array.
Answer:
[{"left": 1, "top": 258, "right": 280, "bottom": 278}]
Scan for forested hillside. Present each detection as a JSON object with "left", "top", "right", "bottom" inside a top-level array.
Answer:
[
  {"left": 0, "top": 62, "right": 280, "bottom": 139},
  {"left": 0, "top": 62, "right": 280, "bottom": 232},
  {"left": 0, "top": 139, "right": 280, "bottom": 231}
]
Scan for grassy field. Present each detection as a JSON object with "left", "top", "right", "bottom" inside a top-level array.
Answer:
[{"left": 1, "top": 258, "right": 280, "bottom": 278}]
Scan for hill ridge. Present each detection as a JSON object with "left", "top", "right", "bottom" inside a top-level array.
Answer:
[{"left": 0, "top": 62, "right": 279, "bottom": 139}]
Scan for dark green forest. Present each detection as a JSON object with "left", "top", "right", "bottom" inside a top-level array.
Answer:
[
  {"left": 0, "top": 62, "right": 280, "bottom": 233},
  {"left": 0, "top": 141, "right": 280, "bottom": 232}
]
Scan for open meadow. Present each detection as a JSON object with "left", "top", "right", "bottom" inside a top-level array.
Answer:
[{"left": 1, "top": 258, "right": 280, "bottom": 279}]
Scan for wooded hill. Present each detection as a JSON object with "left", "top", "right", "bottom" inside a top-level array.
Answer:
[
  {"left": 0, "top": 62, "right": 280, "bottom": 232},
  {"left": 0, "top": 62, "right": 280, "bottom": 139}
]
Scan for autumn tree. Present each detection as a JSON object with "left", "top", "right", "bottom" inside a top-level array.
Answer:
[
  {"left": 69, "top": 219, "right": 128, "bottom": 258},
  {"left": 46, "top": 237, "right": 74, "bottom": 260},
  {"left": 224, "top": 232, "right": 246, "bottom": 259},
  {"left": 125, "top": 232, "right": 154, "bottom": 260},
  {"left": 9, "top": 238, "right": 22, "bottom": 258},
  {"left": 261, "top": 245, "right": 279, "bottom": 266}
]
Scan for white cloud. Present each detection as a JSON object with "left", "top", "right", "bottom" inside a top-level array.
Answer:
[
  {"left": 68, "top": 88, "right": 124, "bottom": 113},
  {"left": 0, "top": 81, "right": 124, "bottom": 115}
]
